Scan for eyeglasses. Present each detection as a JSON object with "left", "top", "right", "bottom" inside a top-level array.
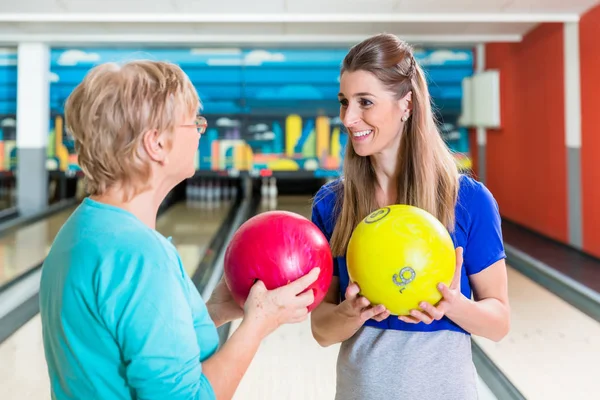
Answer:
[{"left": 181, "top": 116, "right": 207, "bottom": 135}]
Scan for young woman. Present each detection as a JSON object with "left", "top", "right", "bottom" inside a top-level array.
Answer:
[
  {"left": 39, "top": 60, "right": 320, "bottom": 400},
  {"left": 311, "top": 33, "right": 510, "bottom": 400}
]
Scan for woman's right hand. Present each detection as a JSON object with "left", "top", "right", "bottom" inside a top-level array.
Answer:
[
  {"left": 243, "top": 267, "right": 321, "bottom": 338},
  {"left": 336, "top": 283, "right": 390, "bottom": 323}
]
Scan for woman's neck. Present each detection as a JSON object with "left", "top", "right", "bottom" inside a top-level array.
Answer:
[
  {"left": 370, "top": 148, "right": 401, "bottom": 207},
  {"left": 90, "top": 185, "right": 164, "bottom": 230}
]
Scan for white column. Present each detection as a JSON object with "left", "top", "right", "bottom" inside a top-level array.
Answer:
[
  {"left": 564, "top": 22, "right": 583, "bottom": 249},
  {"left": 475, "top": 43, "right": 487, "bottom": 184},
  {"left": 16, "top": 42, "right": 50, "bottom": 216}
]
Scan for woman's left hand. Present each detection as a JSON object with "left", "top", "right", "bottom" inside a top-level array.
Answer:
[
  {"left": 398, "top": 247, "right": 466, "bottom": 324},
  {"left": 207, "top": 276, "right": 244, "bottom": 326}
]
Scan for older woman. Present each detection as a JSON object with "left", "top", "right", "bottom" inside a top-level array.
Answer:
[{"left": 39, "top": 60, "right": 319, "bottom": 400}]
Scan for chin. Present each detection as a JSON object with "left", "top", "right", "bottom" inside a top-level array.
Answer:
[
  {"left": 173, "top": 166, "right": 196, "bottom": 182},
  {"left": 352, "top": 146, "right": 373, "bottom": 157},
  {"left": 185, "top": 166, "right": 196, "bottom": 179},
  {"left": 350, "top": 139, "right": 376, "bottom": 157}
]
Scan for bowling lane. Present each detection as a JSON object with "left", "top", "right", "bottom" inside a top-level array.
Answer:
[
  {"left": 0, "top": 205, "right": 78, "bottom": 288},
  {"left": 156, "top": 200, "right": 233, "bottom": 277},
  {"left": 229, "top": 195, "right": 340, "bottom": 400},
  {"left": 473, "top": 266, "right": 600, "bottom": 400},
  {"left": 228, "top": 195, "right": 497, "bottom": 400},
  {"left": 0, "top": 199, "right": 233, "bottom": 400}
]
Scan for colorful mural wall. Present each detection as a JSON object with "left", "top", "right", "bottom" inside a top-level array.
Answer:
[
  {"left": 0, "top": 46, "right": 474, "bottom": 175},
  {"left": 0, "top": 48, "right": 17, "bottom": 172},
  {"left": 197, "top": 114, "right": 348, "bottom": 177}
]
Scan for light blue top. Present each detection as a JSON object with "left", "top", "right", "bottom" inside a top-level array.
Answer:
[{"left": 39, "top": 198, "right": 219, "bottom": 400}]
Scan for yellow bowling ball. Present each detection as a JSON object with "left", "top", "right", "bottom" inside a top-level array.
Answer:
[{"left": 346, "top": 205, "right": 456, "bottom": 316}]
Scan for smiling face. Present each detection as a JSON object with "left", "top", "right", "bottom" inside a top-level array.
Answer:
[{"left": 338, "top": 70, "right": 412, "bottom": 157}]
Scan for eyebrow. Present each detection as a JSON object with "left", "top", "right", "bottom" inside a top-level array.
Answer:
[{"left": 338, "top": 92, "right": 375, "bottom": 98}]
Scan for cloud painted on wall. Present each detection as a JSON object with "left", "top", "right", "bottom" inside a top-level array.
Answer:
[
  {"left": 249, "top": 123, "right": 269, "bottom": 133},
  {"left": 216, "top": 117, "right": 241, "bottom": 127},
  {"left": 0, "top": 59, "right": 16, "bottom": 66},
  {"left": 419, "top": 50, "right": 470, "bottom": 66},
  {"left": 206, "top": 50, "right": 286, "bottom": 66},
  {"left": 57, "top": 50, "right": 101, "bottom": 66},
  {"left": 1, "top": 117, "right": 16, "bottom": 127},
  {"left": 0, "top": 48, "right": 17, "bottom": 67},
  {"left": 244, "top": 50, "right": 285, "bottom": 65}
]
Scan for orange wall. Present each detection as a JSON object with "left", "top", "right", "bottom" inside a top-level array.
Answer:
[
  {"left": 485, "top": 23, "right": 568, "bottom": 243},
  {"left": 580, "top": 4, "right": 600, "bottom": 257}
]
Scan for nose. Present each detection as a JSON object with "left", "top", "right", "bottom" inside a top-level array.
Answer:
[{"left": 341, "top": 104, "right": 361, "bottom": 129}]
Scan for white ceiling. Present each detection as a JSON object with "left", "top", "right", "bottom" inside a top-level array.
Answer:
[
  {"left": 1, "top": 0, "right": 598, "bottom": 14},
  {"left": 0, "top": 0, "right": 598, "bottom": 47}
]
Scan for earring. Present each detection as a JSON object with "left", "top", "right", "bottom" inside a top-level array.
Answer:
[{"left": 402, "top": 115, "right": 409, "bottom": 122}]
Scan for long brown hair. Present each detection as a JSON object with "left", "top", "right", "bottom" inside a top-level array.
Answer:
[{"left": 329, "top": 33, "right": 459, "bottom": 257}]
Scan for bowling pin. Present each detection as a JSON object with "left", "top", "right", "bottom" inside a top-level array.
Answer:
[
  {"left": 269, "top": 177, "right": 278, "bottom": 198},
  {"left": 268, "top": 196, "right": 277, "bottom": 210},
  {"left": 186, "top": 180, "right": 193, "bottom": 200},
  {"left": 215, "top": 180, "right": 221, "bottom": 202},
  {"left": 261, "top": 177, "right": 269, "bottom": 198},
  {"left": 231, "top": 180, "right": 238, "bottom": 199}
]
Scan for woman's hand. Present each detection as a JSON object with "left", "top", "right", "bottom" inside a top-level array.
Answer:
[
  {"left": 206, "top": 276, "right": 245, "bottom": 327},
  {"left": 242, "top": 267, "right": 320, "bottom": 338},
  {"left": 337, "top": 283, "right": 390, "bottom": 323},
  {"left": 398, "top": 247, "right": 466, "bottom": 324}
]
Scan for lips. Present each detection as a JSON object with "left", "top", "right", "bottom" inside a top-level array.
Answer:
[
  {"left": 349, "top": 129, "right": 373, "bottom": 142},
  {"left": 351, "top": 129, "right": 372, "bottom": 137}
]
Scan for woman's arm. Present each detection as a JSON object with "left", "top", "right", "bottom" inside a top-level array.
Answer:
[
  {"left": 204, "top": 269, "right": 320, "bottom": 399},
  {"left": 309, "top": 184, "right": 390, "bottom": 347},
  {"left": 446, "top": 259, "right": 510, "bottom": 341},
  {"left": 115, "top": 262, "right": 318, "bottom": 400},
  {"left": 399, "top": 178, "right": 512, "bottom": 342},
  {"left": 399, "top": 248, "right": 510, "bottom": 342},
  {"left": 201, "top": 318, "right": 267, "bottom": 399}
]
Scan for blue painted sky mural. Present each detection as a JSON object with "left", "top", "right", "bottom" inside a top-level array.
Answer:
[
  {"left": 1, "top": 46, "right": 473, "bottom": 118},
  {"left": 0, "top": 46, "right": 473, "bottom": 174},
  {"left": 0, "top": 48, "right": 17, "bottom": 116}
]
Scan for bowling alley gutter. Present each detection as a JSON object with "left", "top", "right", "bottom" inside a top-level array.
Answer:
[
  {"left": 504, "top": 244, "right": 600, "bottom": 323},
  {"left": 0, "top": 199, "right": 79, "bottom": 344},
  {"left": 0, "top": 198, "right": 76, "bottom": 239},
  {"left": 190, "top": 178, "right": 263, "bottom": 346}
]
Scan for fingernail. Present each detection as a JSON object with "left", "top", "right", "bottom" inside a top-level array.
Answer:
[
  {"left": 420, "top": 302, "right": 427, "bottom": 308},
  {"left": 437, "top": 283, "right": 444, "bottom": 290}
]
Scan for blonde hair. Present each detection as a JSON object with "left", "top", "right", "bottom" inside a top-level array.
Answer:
[
  {"left": 329, "top": 33, "right": 459, "bottom": 257},
  {"left": 64, "top": 60, "right": 200, "bottom": 200}
]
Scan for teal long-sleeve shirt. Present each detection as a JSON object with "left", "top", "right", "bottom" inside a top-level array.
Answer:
[{"left": 39, "top": 198, "right": 219, "bottom": 399}]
